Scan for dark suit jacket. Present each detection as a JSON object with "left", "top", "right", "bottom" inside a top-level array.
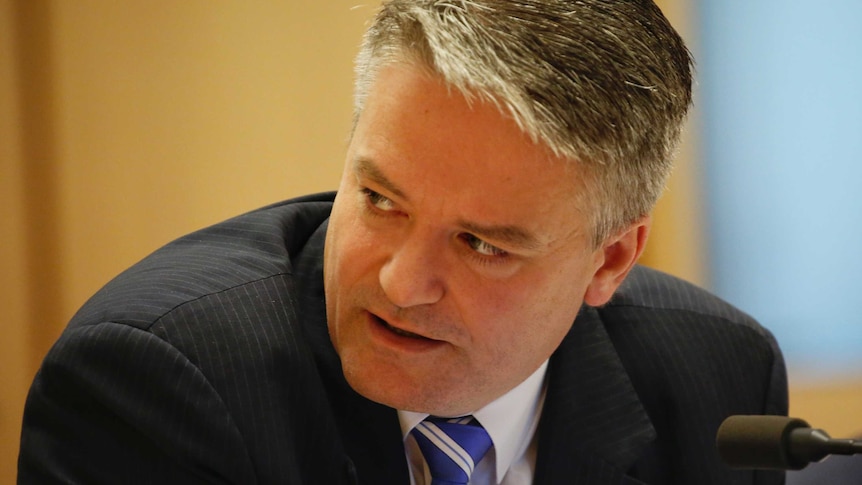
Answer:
[{"left": 19, "top": 192, "right": 787, "bottom": 484}]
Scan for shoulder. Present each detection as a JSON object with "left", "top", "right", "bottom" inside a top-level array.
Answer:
[
  {"left": 68, "top": 192, "right": 335, "bottom": 333},
  {"left": 24, "top": 193, "right": 343, "bottom": 483},
  {"left": 598, "top": 264, "right": 785, "bottom": 411},
  {"left": 598, "top": 265, "right": 784, "bottom": 397},
  {"left": 603, "top": 264, "right": 772, "bottom": 344},
  {"left": 593, "top": 268, "right": 788, "bottom": 485}
]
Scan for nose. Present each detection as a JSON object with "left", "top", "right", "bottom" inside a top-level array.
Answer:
[{"left": 378, "top": 231, "right": 445, "bottom": 308}]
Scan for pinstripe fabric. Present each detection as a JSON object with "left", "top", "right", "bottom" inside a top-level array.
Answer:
[
  {"left": 20, "top": 193, "right": 354, "bottom": 484},
  {"left": 19, "top": 192, "right": 787, "bottom": 485},
  {"left": 533, "top": 266, "right": 786, "bottom": 485}
]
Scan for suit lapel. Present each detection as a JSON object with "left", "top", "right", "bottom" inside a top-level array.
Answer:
[
  {"left": 534, "top": 305, "right": 655, "bottom": 485},
  {"left": 293, "top": 220, "right": 410, "bottom": 485}
]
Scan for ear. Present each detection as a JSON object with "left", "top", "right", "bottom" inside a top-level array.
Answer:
[{"left": 583, "top": 216, "right": 651, "bottom": 307}]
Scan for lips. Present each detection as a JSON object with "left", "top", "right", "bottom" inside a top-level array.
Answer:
[{"left": 371, "top": 313, "right": 434, "bottom": 340}]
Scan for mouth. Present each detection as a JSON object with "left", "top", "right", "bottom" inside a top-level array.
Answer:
[{"left": 371, "top": 313, "right": 435, "bottom": 341}]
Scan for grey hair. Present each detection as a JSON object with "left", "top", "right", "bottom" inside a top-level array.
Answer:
[{"left": 353, "top": 0, "right": 693, "bottom": 246}]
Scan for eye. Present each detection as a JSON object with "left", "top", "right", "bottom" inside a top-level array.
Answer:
[
  {"left": 460, "top": 233, "right": 508, "bottom": 258},
  {"left": 361, "top": 187, "right": 396, "bottom": 212}
]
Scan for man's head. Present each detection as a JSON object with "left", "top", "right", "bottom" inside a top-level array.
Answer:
[
  {"left": 324, "top": 0, "right": 692, "bottom": 416},
  {"left": 354, "top": 0, "right": 692, "bottom": 245}
]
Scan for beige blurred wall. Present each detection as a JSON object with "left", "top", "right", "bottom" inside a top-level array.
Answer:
[
  {"left": 2, "top": 1, "right": 859, "bottom": 482},
  {"left": 2, "top": 1, "right": 378, "bottom": 480},
  {"left": 44, "top": 0, "right": 377, "bottom": 324},
  {"left": 1, "top": 0, "right": 32, "bottom": 480}
]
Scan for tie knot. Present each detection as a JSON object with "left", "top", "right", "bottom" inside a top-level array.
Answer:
[{"left": 411, "top": 416, "right": 493, "bottom": 485}]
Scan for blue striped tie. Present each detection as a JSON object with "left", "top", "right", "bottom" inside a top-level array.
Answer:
[{"left": 411, "top": 416, "right": 493, "bottom": 485}]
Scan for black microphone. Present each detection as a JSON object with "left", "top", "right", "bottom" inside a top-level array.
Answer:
[{"left": 716, "top": 415, "right": 862, "bottom": 470}]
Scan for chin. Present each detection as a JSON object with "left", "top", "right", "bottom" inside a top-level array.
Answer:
[{"left": 345, "top": 369, "right": 480, "bottom": 416}]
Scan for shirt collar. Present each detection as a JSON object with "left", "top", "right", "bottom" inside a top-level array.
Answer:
[{"left": 398, "top": 360, "right": 548, "bottom": 482}]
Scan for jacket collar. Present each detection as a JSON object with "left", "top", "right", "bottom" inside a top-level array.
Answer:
[
  {"left": 534, "top": 305, "right": 656, "bottom": 484},
  {"left": 294, "top": 219, "right": 409, "bottom": 484}
]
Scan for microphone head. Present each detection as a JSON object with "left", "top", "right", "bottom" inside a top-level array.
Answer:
[{"left": 716, "top": 415, "right": 811, "bottom": 470}]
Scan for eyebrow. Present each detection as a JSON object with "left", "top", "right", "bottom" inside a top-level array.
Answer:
[
  {"left": 353, "top": 157, "right": 407, "bottom": 200},
  {"left": 458, "top": 220, "right": 542, "bottom": 251},
  {"left": 353, "top": 156, "right": 542, "bottom": 251}
]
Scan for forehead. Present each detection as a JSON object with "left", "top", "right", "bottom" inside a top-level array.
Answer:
[
  {"left": 354, "top": 63, "right": 560, "bottom": 180},
  {"left": 348, "top": 63, "right": 594, "bottom": 248}
]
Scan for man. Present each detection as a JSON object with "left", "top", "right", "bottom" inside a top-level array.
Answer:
[{"left": 19, "top": 1, "right": 787, "bottom": 484}]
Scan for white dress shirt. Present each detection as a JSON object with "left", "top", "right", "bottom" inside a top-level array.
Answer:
[{"left": 399, "top": 360, "right": 548, "bottom": 485}]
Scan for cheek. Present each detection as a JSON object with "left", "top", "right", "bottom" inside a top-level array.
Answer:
[
  {"left": 485, "top": 261, "right": 585, "bottom": 313},
  {"left": 327, "top": 196, "right": 367, "bottom": 294},
  {"left": 460, "top": 267, "right": 586, "bottom": 350},
  {"left": 327, "top": 211, "right": 387, "bottom": 287}
]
